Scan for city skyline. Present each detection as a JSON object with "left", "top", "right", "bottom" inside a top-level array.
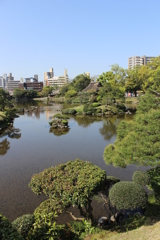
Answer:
[{"left": 0, "top": 0, "right": 160, "bottom": 82}]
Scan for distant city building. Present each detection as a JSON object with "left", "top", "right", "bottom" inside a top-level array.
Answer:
[
  {"left": 19, "top": 82, "right": 43, "bottom": 92},
  {"left": 0, "top": 76, "right": 5, "bottom": 89},
  {"left": 128, "top": 55, "right": 156, "bottom": 69},
  {"left": 19, "top": 75, "right": 43, "bottom": 91},
  {"left": 24, "top": 76, "right": 38, "bottom": 83},
  {"left": 44, "top": 68, "right": 69, "bottom": 87},
  {"left": 2, "top": 73, "right": 20, "bottom": 94}
]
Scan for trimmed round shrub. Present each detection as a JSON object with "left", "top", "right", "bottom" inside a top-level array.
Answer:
[
  {"left": 132, "top": 170, "right": 150, "bottom": 186},
  {"left": 109, "top": 181, "right": 147, "bottom": 210},
  {"left": 12, "top": 214, "right": 35, "bottom": 238},
  {"left": 68, "top": 109, "right": 77, "bottom": 114}
]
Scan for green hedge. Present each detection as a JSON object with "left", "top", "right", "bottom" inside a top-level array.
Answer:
[
  {"left": 12, "top": 214, "right": 34, "bottom": 238},
  {"left": 109, "top": 181, "right": 147, "bottom": 210},
  {"left": 132, "top": 170, "right": 150, "bottom": 186},
  {"left": 0, "top": 214, "right": 23, "bottom": 240}
]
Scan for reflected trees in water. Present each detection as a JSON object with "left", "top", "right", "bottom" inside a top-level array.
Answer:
[
  {"left": 0, "top": 127, "right": 21, "bottom": 155},
  {"left": 74, "top": 115, "right": 101, "bottom": 127},
  {"left": 49, "top": 127, "right": 70, "bottom": 136},
  {"left": 99, "top": 117, "right": 122, "bottom": 140},
  {"left": 0, "top": 138, "right": 10, "bottom": 155}
]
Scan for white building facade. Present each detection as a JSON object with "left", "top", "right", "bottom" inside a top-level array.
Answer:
[
  {"left": 128, "top": 55, "right": 156, "bottom": 69},
  {"left": 44, "top": 68, "right": 69, "bottom": 87}
]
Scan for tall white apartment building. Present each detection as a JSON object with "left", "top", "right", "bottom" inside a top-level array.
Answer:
[
  {"left": 44, "top": 68, "right": 69, "bottom": 87},
  {"left": 128, "top": 55, "right": 156, "bottom": 69}
]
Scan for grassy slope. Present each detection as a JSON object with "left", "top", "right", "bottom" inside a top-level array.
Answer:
[{"left": 85, "top": 221, "right": 160, "bottom": 240}]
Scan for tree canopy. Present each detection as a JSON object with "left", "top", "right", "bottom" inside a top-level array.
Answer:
[
  {"left": 29, "top": 159, "right": 107, "bottom": 223},
  {"left": 103, "top": 93, "right": 160, "bottom": 167}
]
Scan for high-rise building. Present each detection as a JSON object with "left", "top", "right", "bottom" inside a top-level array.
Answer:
[
  {"left": 44, "top": 68, "right": 69, "bottom": 87},
  {"left": 128, "top": 55, "right": 156, "bottom": 69}
]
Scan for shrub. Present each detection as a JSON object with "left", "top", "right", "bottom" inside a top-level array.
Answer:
[
  {"left": 12, "top": 214, "right": 34, "bottom": 238},
  {"left": 0, "top": 214, "right": 23, "bottom": 239},
  {"left": 68, "top": 109, "right": 77, "bottom": 114},
  {"left": 62, "top": 109, "right": 69, "bottom": 114},
  {"left": 109, "top": 181, "right": 147, "bottom": 210},
  {"left": 132, "top": 170, "right": 150, "bottom": 186},
  {"left": 86, "top": 111, "right": 92, "bottom": 115},
  {"left": 92, "top": 103, "right": 101, "bottom": 107},
  {"left": 62, "top": 120, "right": 68, "bottom": 126},
  {"left": 96, "top": 108, "right": 102, "bottom": 113},
  {"left": 147, "top": 166, "right": 160, "bottom": 202},
  {"left": 53, "top": 114, "right": 69, "bottom": 119}
]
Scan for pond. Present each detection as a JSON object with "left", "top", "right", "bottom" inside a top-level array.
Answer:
[{"left": 0, "top": 102, "right": 148, "bottom": 222}]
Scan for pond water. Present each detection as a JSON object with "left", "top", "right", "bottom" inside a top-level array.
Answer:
[{"left": 0, "top": 102, "right": 148, "bottom": 221}]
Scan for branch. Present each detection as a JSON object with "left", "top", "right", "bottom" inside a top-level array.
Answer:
[
  {"left": 65, "top": 211, "right": 85, "bottom": 221},
  {"left": 149, "top": 89, "right": 160, "bottom": 96},
  {"left": 101, "top": 193, "right": 109, "bottom": 206}
]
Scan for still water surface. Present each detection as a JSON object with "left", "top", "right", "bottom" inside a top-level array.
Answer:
[{"left": 0, "top": 102, "right": 148, "bottom": 221}]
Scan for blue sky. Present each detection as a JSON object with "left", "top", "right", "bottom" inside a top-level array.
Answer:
[{"left": 0, "top": 0, "right": 160, "bottom": 82}]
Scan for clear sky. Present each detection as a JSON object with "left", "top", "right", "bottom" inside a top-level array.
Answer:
[{"left": 0, "top": 0, "right": 160, "bottom": 82}]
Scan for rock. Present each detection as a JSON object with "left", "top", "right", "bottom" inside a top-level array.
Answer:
[{"left": 98, "top": 217, "right": 109, "bottom": 227}]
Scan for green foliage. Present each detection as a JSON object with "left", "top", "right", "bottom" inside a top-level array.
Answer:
[
  {"left": 13, "top": 88, "right": 38, "bottom": 98},
  {"left": 0, "top": 213, "right": 23, "bottom": 240},
  {"left": 126, "top": 67, "right": 143, "bottom": 95},
  {"left": 53, "top": 113, "right": 69, "bottom": 119},
  {"left": 69, "top": 220, "right": 98, "bottom": 239},
  {"left": 12, "top": 214, "right": 34, "bottom": 238},
  {"left": 97, "top": 71, "right": 115, "bottom": 85},
  {"left": 0, "top": 89, "right": 12, "bottom": 111},
  {"left": 98, "top": 82, "right": 125, "bottom": 104},
  {"left": 28, "top": 209, "right": 65, "bottom": 240},
  {"left": 92, "top": 102, "right": 101, "bottom": 107},
  {"left": 40, "top": 86, "right": 53, "bottom": 97},
  {"left": 29, "top": 159, "right": 107, "bottom": 222},
  {"left": 72, "top": 74, "right": 91, "bottom": 92},
  {"left": 136, "top": 93, "right": 160, "bottom": 114},
  {"left": 65, "top": 89, "right": 77, "bottom": 98},
  {"left": 104, "top": 93, "right": 160, "bottom": 167},
  {"left": 83, "top": 104, "right": 97, "bottom": 114},
  {"left": 68, "top": 109, "right": 77, "bottom": 114},
  {"left": 132, "top": 170, "right": 150, "bottom": 186},
  {"left": 59, "top": 84, "right": 70, "bottom": 95},
  {"left": 109, "top": 181, "right": 147, "bottom": 210},
  {"left": 147, "top": 166, "right": 160, "bottom": 202}
]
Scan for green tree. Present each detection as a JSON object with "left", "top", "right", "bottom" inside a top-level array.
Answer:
[
  {"left": 65, "top": 89, "right": 77, "bottom": 98},
  {"left": 0, "top": 89, "right": 12, "bottom": 111},
  {"left": 13, "top": 88, "right": 26, "bottom": 98},
  {"left": 126, "top": 67, "right": 143, "bottom": 96},
  {"left": 59, "top": 84, "right": 70, "bottom": 95},
  {"left": 103, "top": 93, "right": 160, "bottom": 167},
  {"left": 97, "top": 71, "right": 115, "bottom": 85},
  {"left": 72, "top": 74, "right": 91, "bottom": 92},
  {"left": 98, "top": 82, "right": 125, "bottom": 104},
  {"left": 110, "top": 64, "right": 126, "bottom": 87},
  {"left": 29, "top": 159, "right": 107, "bottom": 224},
  {"left": 40, "top": 86, "right": 53, "bottom": 97}
]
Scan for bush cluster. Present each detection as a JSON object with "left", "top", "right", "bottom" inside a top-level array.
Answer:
[
  {"left": 109, "top": 181, "right": 147, "bottom": 210},
  {"left": 132, "top": 170, "right": 150, "bottom": 186},
  {"left": 12, "top": 214, "right": 34, "bottom": 238}
]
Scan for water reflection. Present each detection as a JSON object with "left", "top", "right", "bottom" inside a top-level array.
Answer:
[
  {"left": 0, "top": 127, "right": 21, "bottom": 155},
  {"left": 49, "top": 127, "right": 70, "bottom": 136},
  {"left": 73, "top": 115, "right": 101, "bottom": 127},
  {"left": 0, "top": 138, "right": 10, "bottom": 155}
]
